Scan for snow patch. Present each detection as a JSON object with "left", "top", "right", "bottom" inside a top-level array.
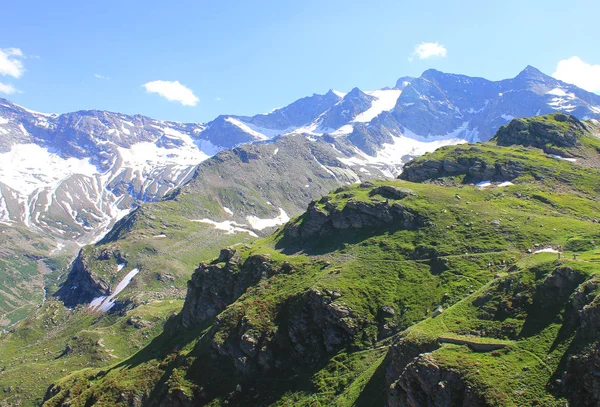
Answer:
[
  {"left": 354, "top": 89, "right": 402, "bottom": 123},
  {"left": 246, "top": 208, "right": 290, "bottom": 230},
  {"left": 338, "top": 129, "right": 467, "bottom": 178},
  {"left": 546, "top": 88, "right": 568, "bottom": 97},
  {"left": 225, "top": 118, "right": 295, "bottom": 140},
  {"left": 191, "top": 218, "right": 258, "bottom": 237},
  {"left": 194, "top": 139, "right": 222, "bottom": 156},
  {"left": 533, "top": 248, "right": 559, "bottom": 254},
  {"left": 89, "top": 268, "right": 140, "bottom": 312},
  {"left": 0, "top": 144, "right": 98, "bottom": 197},
  {"left": 550, "top": 154, "right": 577, "bottom": 162},
  {"left": 476, "top": 180, "right": 492, "bottom": 188},
  {"left": 223, "top": 206, "right": 233, "bottom": 216}
]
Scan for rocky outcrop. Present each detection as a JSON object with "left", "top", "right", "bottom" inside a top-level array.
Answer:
[
  {"left": 284, "top": 192, "right": 425, "bottom": 241},
  {"left": 319, "top": 88, "right": 375, "bottom": 130},
  {"left": 575, "top": 282, "right": 600, "bottom": 339},
  {"left": 181, "top": 248, "right": 277, "bottom": 328},
  {"left": 210, "top": 287, "right": 362, "bottom": 378},
  {"left": 390, "top": 353, "right": 488, "bottom": 407},
  {"left": 400, "top": 148, "right": 526, "bottom": 183},
  {"left": 536, "top": 266, "right": 587, "bottom": 309},
  {"left": 560, "top": 278, "right": 600, "bottom": 406},
  {"left": 495, "top": 113, "right": 586, "bottom": 150},
  {"left": 54, "top": 249, "right": 110, "bottom": 308},
  {"left": 563, "top": 344, "right": 600, "bottom": 407},
  {"left": 370, "top": 185, "right": 417, "bottom": 200}
]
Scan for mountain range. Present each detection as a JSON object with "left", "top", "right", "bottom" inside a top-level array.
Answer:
[
  {"left": 1, "top": 61, "right": 600, "bottom": 406},
  {"left": 1, "top": 66, "right": 599, "bottom": 246}
]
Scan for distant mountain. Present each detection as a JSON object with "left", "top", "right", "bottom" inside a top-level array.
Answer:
[
  {"left": 1, "top": 66, "right": 599, "bottom": 245},
  {"left": 0, "top": 101, "right": 215, "bottom": 243}
]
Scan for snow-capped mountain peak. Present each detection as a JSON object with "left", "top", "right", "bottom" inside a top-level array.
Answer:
[{"left": 3, "top": 66, "right": 600, "bottom": 245}]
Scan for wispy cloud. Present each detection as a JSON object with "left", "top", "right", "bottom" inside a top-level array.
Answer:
[
  {"left": 0, "top": 82, "right": 18, "bottom": 95},
  {"left": 214, "top": 97, "right": 222, "bottom": 102},
  {"left": 94, "top": 73, "right": 110, "bottom": 80},
  {"left": 0, "top": 48, "right": 25, "bottom": 78},
  {"left": 142, "top": 80, "right": 199, "bottom": 106},
  {"left": 410, "top": 42, "right": 447, "bottom": 61},
  {"left": 553, "top": 56, "right": 600, "bottom": 93}
]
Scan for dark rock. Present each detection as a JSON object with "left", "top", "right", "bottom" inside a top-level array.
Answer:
[
  {"left": 389, "top": 353, "right": 488, "bottom": 407},
  {"left": 54, "top": 249, "right": 110, "bottom": 307},
  {"left": 181, "top": 251, "right": 275, "bottom": 328},
  {"left": 370, "top": 185, "right": 416, "bottom": 200},
  {"left": 400, "top": 149, "right": 527, "bottom": 184},
  {"left": 495, "top": 113, "right": 585, "bottom": 150},
  {"left": 284, "top": 196, "right": 425, "bottom": 241}
]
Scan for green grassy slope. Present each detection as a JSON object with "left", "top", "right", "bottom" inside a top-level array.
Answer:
[
  {"left": 9, "top": 114, "right": 600, "bottom": 407},
  {"left": 0, "top": 224, "right": 73, "bottom": 328},
  {"left": 43, "top": 173, "right": 600, "bottom": 406}
]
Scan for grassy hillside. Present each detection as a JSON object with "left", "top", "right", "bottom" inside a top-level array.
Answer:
[
  {"left": 43, "top": 170, "right": 600, "bottom": 406},
  {"left": 0, "top": 224, "right": 73, "bottom": 328},
  {"left": 0, "top": 132, "right": 374, "bottom": 406},
  {"left": 5, "top": 114, "right": 600, "bottom": 406}
]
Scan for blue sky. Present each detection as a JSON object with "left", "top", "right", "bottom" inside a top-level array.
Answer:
[{"left": 1, "top": 0, "right": 599, "bottom": 123}]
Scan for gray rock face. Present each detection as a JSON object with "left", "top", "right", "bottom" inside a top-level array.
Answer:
[
  {"left": 209, "top": 286, "right": 361, "bottom": 378},
  {"left": 389, "top": 353, "right": 488, "bottom": 407},
  {"left": 563, "top": 345, "right": 600, "bottom": 407},
  {"left": 561, "top": 279, "right": 600, "bottom": 407},
  {"left": 319, "top": 87, "right": 376, "bottom": 130},
  {"left": 284, "top": 195, "right": 424, "bottom": 242},
  {"left": 244, "top": 89, "right": 342, "bottom": 129},
  {"left": 495, "top": 113, "right": 586, "bottom": 150},
  {"left": 400, "top": 146, "right": 527, "bottom": 183},
  {"left": 54, "top": 249, "right": 110, "bottom": 307},
  {"left": 181, "top": 250, "right": 274, "bottom": 328}
]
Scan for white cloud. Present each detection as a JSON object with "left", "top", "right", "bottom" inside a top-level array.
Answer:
[
  {"left": 0, "top": 48, "right": 25, "bottom": 78},
  {"left": 214, "top": 97, "right": 222, "bottom": 102},
  {"left": 142, "top": 80, "right": 199, "bottom": 106},
  {"left": 94, "top": 73, "right": 110, "bottom": 80},
  {"left": 411, "top": 42, "right": 447, "bottom": 60},
  {"left": 552, "top": 56, "right": 600, "bottom": 93},
  {"left": 0, "top": 82, "right": 17, "bottom": 95}
]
